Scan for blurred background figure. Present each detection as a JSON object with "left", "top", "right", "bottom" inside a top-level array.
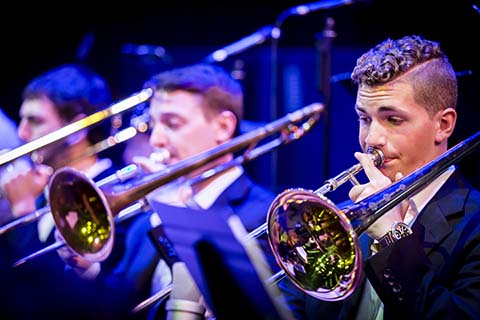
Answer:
[
  {"left": 0, "top": 63, "right": 133, "bottom": 320},
  {"left": 0, "top": 108, "right": 25, "bottom": 225}
]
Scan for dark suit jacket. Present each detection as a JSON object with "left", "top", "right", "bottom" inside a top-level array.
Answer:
[
  {"left": 103, "top": 172, "right": 279, "bottom": 318},
  {"left": 279, "top": 169, "right": 480, "bottom": 319}
]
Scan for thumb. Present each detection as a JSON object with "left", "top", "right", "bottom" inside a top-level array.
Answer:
[{"left": 34, "top": 164, "right": 54, "bottom": 186}]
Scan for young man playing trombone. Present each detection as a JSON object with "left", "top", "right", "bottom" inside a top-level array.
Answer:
[
  {"left": 278, "top": 35, "right": 480, "bottom": 319},
  {"left": 0, "top": 64, "right": 132, "bottom": 319}
]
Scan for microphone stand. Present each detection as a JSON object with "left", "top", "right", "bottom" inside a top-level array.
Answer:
[
  {"left": 269, "top": 0, "right": 352, "bottom": 190},
  {"left": 202, "top": 25, "right": 274, "bottom": 63},
  {"left": 316, "top": 17, "right": 336, "bottom": 183}
]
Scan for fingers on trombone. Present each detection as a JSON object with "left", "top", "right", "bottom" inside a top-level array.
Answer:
[
  {"left": 354, "top": 152, "right": 384, "bottom": 181},
  {"left": 349, "top": 176, "right": 360, "bottom": 186}
]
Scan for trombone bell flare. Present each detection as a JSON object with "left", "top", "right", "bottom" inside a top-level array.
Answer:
[
  {"left": 49, "top": 168, "right": 115, "bottom": 262},
  {"left": 267, "top": 188, "right": 360, "bottom": 301}
]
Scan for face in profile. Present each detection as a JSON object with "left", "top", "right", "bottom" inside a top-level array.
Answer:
[{"left": 18, "top": 96, "right": 67, "bottom": 165}]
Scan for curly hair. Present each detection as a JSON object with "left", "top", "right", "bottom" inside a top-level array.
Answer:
[{"left": 351, "top": 35, "right": 457, "bottom": 116}]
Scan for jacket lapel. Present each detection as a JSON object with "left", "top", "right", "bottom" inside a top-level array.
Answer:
[
  {"left": 416, "top": 170, "right": 470, "bottom": 255},
  {"left": 209, "top": 173, "right": 250, "bottom": 211}
]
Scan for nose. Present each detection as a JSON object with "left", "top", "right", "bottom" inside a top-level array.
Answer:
[
  {"left": 17, "top": 119, "right": 31, "bottom": 142},
  {"left": 149, "top": 124, "right": 169, "bottom": 149},
  {"left": 364, "top": 120, "right": 387, "bottom": 149}
]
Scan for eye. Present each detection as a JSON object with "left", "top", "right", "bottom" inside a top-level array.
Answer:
[
  {"left": 388, "top": 116, "right": 404, "bottom": 125},
  {"left": 358, "top": 115, "right": 370, "bottom": 126},
  {"left": 164, "top": 118, "right": 183, "bottom": 130},
  {"left": 26, "top": 116, "right": 43, "bottom": 126}
]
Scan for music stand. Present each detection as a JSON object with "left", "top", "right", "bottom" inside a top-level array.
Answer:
[{"left": 153, "top": 202, "right": 292, "bottom": 320}]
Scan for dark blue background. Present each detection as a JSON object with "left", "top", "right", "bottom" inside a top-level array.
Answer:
[{"left": 1, "top": 0, "right": 479, "bottom": 202}]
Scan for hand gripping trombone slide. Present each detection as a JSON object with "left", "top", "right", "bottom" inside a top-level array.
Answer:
[{"left": 11, "top": 102, "right": 324, "bottom": 267}]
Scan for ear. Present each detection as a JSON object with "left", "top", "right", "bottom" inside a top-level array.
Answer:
[
  {"left": 65, "top": 113, "right": 89, "bottom": 144},
  {"left": 435, "top": 107, "right": 457, "bottom": 144},
  {"left": 214, "top": 110, "right": 237, "bottom": 143}
]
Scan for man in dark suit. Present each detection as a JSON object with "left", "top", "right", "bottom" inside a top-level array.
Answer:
[
  {"left": 58, "top": 63, "right": 287, "bottom": 319},
  {"left": 278, "top": 35, "right": 480, "bottom": 319}
]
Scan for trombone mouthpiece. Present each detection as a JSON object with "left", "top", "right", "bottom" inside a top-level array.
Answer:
[
  {"left": 367, "top": 147, "right": 385, "bottom": 168},
  {"left": 150, "top": 149, "right": 170, "bottom": 164}
]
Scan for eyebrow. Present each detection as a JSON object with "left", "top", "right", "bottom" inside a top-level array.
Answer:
[
  {"left": 20, "top": 114, "right": 44, "bottom": 122},
  {"left": 355, "top": 105, "right": 401, "bottom": 114}
]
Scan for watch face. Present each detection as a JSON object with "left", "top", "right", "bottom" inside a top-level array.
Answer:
[{"left": 392, "top": 222, "right": 412, "bottom": 240}]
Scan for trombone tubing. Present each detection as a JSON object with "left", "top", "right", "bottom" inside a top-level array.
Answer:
[
  {"left": 103, "top": 102, "right": 325, "bottom": 215},
  {"left": 0, "top": 98, "right": 319, "bottom": 238},
  {"left": 12, "top": 102, "right": 324, "bottom": 266},
  {"left": 0, "top": 88, "right": 153, "bottom": 166},
  {"left": 0, "top": 164, "right": 143, "bottom": 237}
]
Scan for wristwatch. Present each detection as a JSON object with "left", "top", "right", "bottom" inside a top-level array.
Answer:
[{"left": 377, "top": 221, "right": 412, "bottom": 249}]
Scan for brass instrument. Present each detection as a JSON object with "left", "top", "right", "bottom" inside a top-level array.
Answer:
[
  {"left": 132, "top": 147, "right": 384, "bottom": 314},
  {"left": 0, "top": 164, "right": 143, "bottom": 236},
  {"left": 0, "top": 88, "right": 152, "bottom": 167},
  {"left": 13, "top": 103, "right": 324, "bottom": 266},
  {"left": 247, "top": 147, "right": 384, "bottom": 240},
  {"left": 0, "top": 103, "right": 153, "bottom": 236},
  {"left": 267, "top": 130, "right": 480, "bottom": 301}
]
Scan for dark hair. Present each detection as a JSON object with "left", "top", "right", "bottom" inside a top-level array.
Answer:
[
  {"left": 22, "top": 63, "right": 112, "bottom": 145},
  {"left": 351, "top": 35, "right": 457, "bottom": 116},
  {"left": 143, "top": 63, "right": 243, "bottom": 135}
]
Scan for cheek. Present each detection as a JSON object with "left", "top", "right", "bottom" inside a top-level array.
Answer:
[
  {"left": 176, "top": 127, "right": 218, "bottom": 155},
  {"left": 358, "top": 130, "right": 367, "bottom": 148},
  {"left": 35, "top": 122, "right": 63, "bottom": 139},
  {"left": 31, "top": 127, "right": 46, "bottom": 140}
]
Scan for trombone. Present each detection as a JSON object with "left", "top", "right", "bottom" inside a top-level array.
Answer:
[
  {"left": 133, "top": 146, "right": 385, "bottom": 314},
  {"left": 247, "top": 147, "right": 384, "bottom": 240},
  {"left": 267, "top": 129, "right": 480, "bottom": 301},
  {"left": 0, "top": 163, "right": 143, "bottom": 237},
  {"left": 12, "top": 102, "right": 324, "bottom": 266},
  {"left": 0, "top": 88, "right": 153, "bottom": 167}
]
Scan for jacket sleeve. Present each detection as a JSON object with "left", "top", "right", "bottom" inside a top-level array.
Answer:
[{"left": 365, "top": 208, "right": 480, "bottom": 319}]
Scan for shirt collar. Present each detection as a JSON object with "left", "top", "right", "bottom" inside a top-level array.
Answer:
[
  {"left": 193, "top": 166, "right": 243, "bottom": 209},
  {"left": 404, "top": 165, "right": 456, "bottom": 226},
  {"left": 82, "top": 158, "right": 112, "bottom": 179}
]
